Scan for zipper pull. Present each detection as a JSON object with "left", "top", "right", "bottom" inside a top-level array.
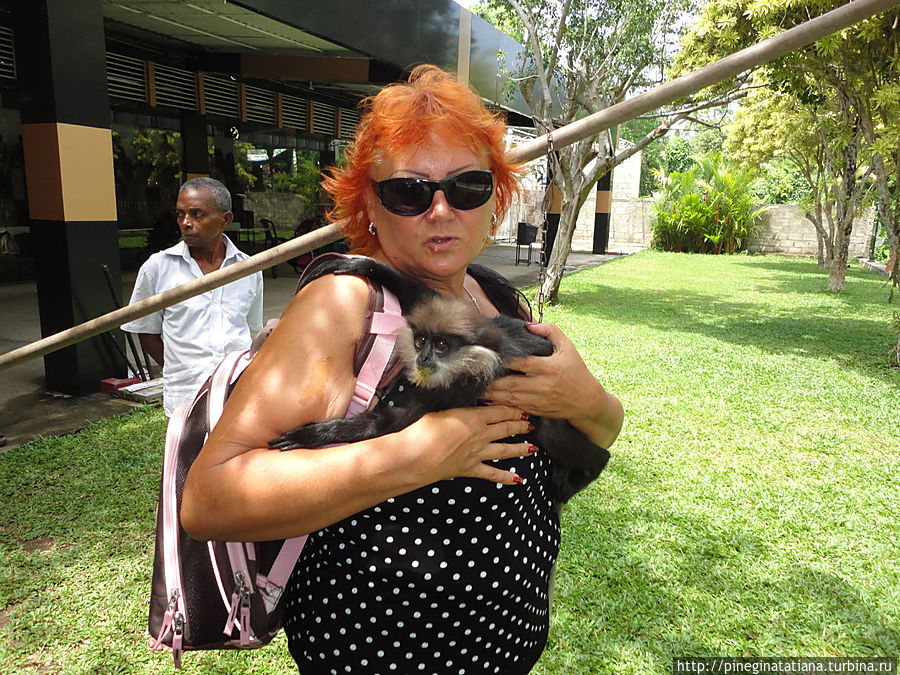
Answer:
[
  {"left": 151, "top": 589, "right": 178, "bottom": 651},
  {"left": 239, "top": 582, "right": 251, "bottom": 647},
  {"left": 172, "top": 611, "right": 184, "bottom": 669},
  {"left": 224, "top": 570, "right": 252, "bottom": 645}
]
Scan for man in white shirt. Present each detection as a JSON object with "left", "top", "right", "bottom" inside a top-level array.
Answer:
[{"left": 122, "top": 177, "right": 264, "bottom": 417}]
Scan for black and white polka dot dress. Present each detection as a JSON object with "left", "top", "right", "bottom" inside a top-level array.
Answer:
[{"left": 283, "top": 429, "right": 561, "bottom": 675}]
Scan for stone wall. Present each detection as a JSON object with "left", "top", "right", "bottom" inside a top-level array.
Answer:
[
  {"left": 747, "top": 204, "right": 874, "bottom": 258},
  {"left": 608, "top": 197, "right": 653, "bottom": 251},
  {"left": 243, "top": 192, "right": 314, "bottom": 228},
  {"left": 604, "top": 198, "right": 876, "bottom": 258}
]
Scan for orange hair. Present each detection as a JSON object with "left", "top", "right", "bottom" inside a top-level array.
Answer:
[{"left": 322, "top": 64, "right": 522, "bottom": 255}]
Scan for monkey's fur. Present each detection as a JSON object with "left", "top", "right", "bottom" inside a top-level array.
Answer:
[{"left": 268, "top": 256, "right": 609, "bottom": 503}]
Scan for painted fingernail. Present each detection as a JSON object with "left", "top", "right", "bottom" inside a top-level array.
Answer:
[
  {"left": 527, "top": 445, "right": 539, "bottom": 454},
  {"left": 520, "top": 412, "right": 529, "bottom": 421},
  {"left": 526, "top": 422, "right": 535, "bottom": 432},
  {"left": 512, "top": 474, "right": 524, "bottom": 484}
]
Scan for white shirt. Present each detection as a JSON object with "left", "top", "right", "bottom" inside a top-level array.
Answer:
[{"left": 122, "top": 235, "right": 264, "bottom": 416}]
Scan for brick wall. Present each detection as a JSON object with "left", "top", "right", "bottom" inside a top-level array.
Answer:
[{"left": 608, "top": 197, "right": 653, "bottom": 251}]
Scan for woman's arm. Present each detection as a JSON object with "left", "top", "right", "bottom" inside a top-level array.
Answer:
[
  {"left": 181, "top": 273, "right": 534, "bottom": 542},
  {"left": 481, "top": 322, "right": 624, "bottom": 449}
]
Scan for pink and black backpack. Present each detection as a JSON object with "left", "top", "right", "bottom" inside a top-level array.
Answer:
[{"left": 148, "top": 256, "right": 406, "bottom": 668}]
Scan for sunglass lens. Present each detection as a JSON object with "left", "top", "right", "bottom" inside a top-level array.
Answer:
[
  {"left": 380, "top": 179, "right": 432, "bottom": 215},
  {"left": 447, "top": 171, "right": 494, "bottom": 209}
]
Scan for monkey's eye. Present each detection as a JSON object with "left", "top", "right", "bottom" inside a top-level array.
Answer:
[
  {"left": 433, "top": 337, "right": 449, "bottom": 354},
  {"left": 414, "top": 334, "right": 428, "bottom": 350}
]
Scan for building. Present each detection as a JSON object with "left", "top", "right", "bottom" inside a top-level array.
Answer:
[{"left": 0, "top": 0, "right": 533, "bottom": 394}]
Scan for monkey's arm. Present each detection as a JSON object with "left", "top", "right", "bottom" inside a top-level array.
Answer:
[
  {"left": 483, "top": 321, "right": 624, "bottom": 450},
  {"left": 269, "top": 405, "right": 422, "bottom": 450}
]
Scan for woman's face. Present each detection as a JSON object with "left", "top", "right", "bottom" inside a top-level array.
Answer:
[{"left": 366, "top": 134, "right": 495, "bottom": 291}]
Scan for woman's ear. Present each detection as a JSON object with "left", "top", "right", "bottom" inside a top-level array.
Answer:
[{"left": 363, "top": 183, "right": 379, "bottom": 226}]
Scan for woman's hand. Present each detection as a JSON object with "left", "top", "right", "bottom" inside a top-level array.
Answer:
[
  {"left": 399, "top": 404, "right": 536, "bottom": 486},
  {"left": 481, "top": 322, "right": 624, "bottom": 449}
]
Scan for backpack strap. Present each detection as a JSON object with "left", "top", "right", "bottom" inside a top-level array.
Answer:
[
  {"left": 253, "top": 286, "right": 404, "bottom": 603},
  {"left": 347, "top": 286, "right": 404, "bottom": 417},
  {"left": 297, "top": 253, "right": 408, "bottom": 416}
]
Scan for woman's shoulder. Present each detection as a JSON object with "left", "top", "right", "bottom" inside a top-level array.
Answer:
[{"left": 282, "top": 265, "right": 372, "bottom": 335}]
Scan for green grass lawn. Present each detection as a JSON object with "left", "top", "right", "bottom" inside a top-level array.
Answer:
[{"left": 1, "top": 251, "right": 896, "bottom": 673}]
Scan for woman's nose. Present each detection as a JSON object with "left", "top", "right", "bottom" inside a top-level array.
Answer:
[{"left": 426, "top": 189, "right": 453, "bottom": 218}]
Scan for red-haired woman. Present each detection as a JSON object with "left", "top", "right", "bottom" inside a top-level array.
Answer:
[{"left": 182, "top": 65, "right": 623, "bottom": 673}]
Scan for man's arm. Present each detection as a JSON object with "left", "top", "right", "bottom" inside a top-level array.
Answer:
[{"left": 138, "top": 333, "right": 164, "bottom": 368}]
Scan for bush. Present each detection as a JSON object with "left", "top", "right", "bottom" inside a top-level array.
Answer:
[
  {"left": 651, "top": 152, "right": 766, "bottom": 254},
  {"left": 751, "top": 160, "right": 810, "bottom": 204}
]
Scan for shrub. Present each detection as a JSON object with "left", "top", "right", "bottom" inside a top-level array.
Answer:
[{"left": 651, "top": 152, "right": 767, "bottom": 254}]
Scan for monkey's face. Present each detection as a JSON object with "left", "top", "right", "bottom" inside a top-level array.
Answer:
[
  {"left": 397, "top": 327, "right": 502, "bottom": 390},
  {"left": 410, "top": 331, "right": 458, "bottom": 386}
]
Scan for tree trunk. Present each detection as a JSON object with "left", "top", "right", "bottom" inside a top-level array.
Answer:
[
  {"left": 826, "top": 104, "right": 861, "bottom": 292},
  {"left": 827, "top": 220, "right": 852, "bottom": 291},
  {"left": 823, "top": 201, "right": 836, "bottom": 266},
  {"left": 805, "top": 204, "right": 826, "bottom": 266},
  {"left": 540, "top": 197, "right": 579, "bottom": 304}
]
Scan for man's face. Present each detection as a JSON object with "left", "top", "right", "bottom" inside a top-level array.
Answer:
[{"left": 175, "top": 187, "right": 232, "bottom": 249}]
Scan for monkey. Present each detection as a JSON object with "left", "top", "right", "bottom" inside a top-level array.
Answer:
[{"left": 268, "top": 255, "right": 609, "bottom": 503}]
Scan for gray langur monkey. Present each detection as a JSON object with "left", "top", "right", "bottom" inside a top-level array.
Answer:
[{"left": 268, "top": 256, "right": 610, "bottom": 503}]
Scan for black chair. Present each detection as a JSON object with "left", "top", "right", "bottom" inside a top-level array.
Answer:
[{"left": 515, "top": 222, "right": 538, "bottom": 266}]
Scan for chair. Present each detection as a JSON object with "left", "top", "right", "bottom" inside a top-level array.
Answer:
[{"left": 515, "top": 222, "right": 538, "bottom": 266}]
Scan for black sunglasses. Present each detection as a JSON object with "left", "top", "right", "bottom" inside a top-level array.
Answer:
[{"left": 373, "top": 170, "right": 494, "bottom": 216}]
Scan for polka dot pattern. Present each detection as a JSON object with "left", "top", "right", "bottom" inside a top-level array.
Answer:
[{"left": 284, "top": 449, "right": 560, "bottom": 674}]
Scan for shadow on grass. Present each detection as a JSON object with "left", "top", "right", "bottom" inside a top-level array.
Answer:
[
  {"left": 546, "top": 455, "right": 900, "bottom": 672},
  {"left": 725, "top": 257, "right": 895, "bottom": 302},
  {"left": 0, "top": 408, "right": 165, "bottom": 671},
  {"left": 559, "top": 281, "right": 898, "bottom": 387}
]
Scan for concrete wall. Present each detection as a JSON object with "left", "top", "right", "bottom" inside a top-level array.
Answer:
[
  {"left": 611, "top": 145, "right": 642, "bottom": 201},
  {"left": 747, "top": 204, "right": 874, "bottom": 258}
]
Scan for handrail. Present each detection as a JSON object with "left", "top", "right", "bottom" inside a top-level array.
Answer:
[{"left": 1, "top": 0, "right": 896, "bottom": 373}]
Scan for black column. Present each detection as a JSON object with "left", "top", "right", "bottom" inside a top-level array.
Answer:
[
  {"left": 182, "top": 112, "right": 209, "bottom": 180},
  {"left": 542, "top": 184, "right": 560, "bottom": 262},
  {"left": 14, "top": 0, "right": 124, "bottom": 394},
  {"left": 593, "top": 172, "right": 611, "bottom": 254}
]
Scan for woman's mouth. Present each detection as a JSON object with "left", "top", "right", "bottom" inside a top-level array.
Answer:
[{"left": 425, "top": 235, "right": 457, "bottom": 253}]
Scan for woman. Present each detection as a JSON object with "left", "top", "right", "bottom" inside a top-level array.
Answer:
[{"left": 182, "top": 65, "right": 623, "bottom": 674}]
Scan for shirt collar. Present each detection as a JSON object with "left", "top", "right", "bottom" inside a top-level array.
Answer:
[{"left": 164, "top": 234, "right": 241, "bottom": 264}]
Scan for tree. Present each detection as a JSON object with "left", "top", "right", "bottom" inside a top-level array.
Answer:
[
  {"left": 473, "top": 0, "right": 736, "bottom": 303},
  {"left": 726, "top": 83, "right": 838, "bottom": 267},
  {"left": 675, "top": 0, "right": 900, "bottom": 291}
]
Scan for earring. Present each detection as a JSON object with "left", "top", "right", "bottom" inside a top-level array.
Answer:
[{"left": 368, "top": 222, "right": 377, "bottom": 236}]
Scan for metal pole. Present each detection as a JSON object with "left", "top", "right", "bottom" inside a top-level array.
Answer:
[{"left": 1, "top": 0, "right": 896, "bottom": 373}]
